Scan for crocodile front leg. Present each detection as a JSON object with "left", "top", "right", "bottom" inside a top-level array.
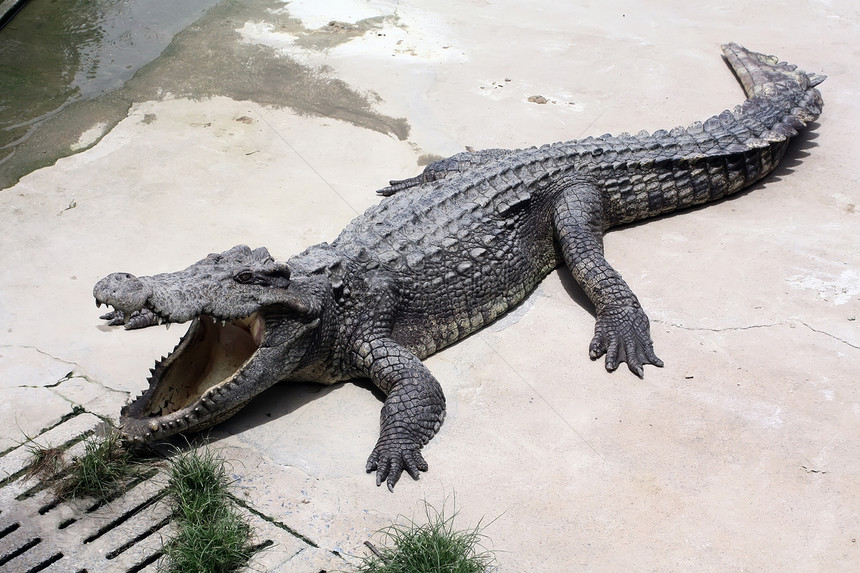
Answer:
[
  {"left": 552, "top": 179, "right": 663, "bottom": 377},
  {"left": 348, "top": 273, "right": 446, "bottom": 490},
  {"left": 356, "top": 337, "right": 446, "bottom": 491},
  {"left": 99, "top": 308, "right": 160, "bottom": 329}
]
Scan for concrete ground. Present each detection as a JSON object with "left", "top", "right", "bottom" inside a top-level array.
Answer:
[{"left": 1, "top": 1, "right": 859, "bottom": 571}]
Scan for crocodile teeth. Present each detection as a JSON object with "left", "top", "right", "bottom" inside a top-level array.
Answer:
[{"left": 250, "top": 314, "right": 264, "bottom": 346}]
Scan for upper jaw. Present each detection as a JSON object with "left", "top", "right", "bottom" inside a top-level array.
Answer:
[{"left": 93, "top": 273, "right": 261, "bottom": 327}]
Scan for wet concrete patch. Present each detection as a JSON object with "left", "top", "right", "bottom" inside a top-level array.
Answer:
[
  {"left": 0, "top": 0, "right": 408, "bottom": 190},
  {"left": 125, "top": 0, "right": 409, "bottom": 138},
  {"left": 0, "top": 0, "right": 224, "bottom": 190}
]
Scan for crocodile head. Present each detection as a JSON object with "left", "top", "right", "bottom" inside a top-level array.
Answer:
[{"left": 94, "top": 245, "right": 326, "bottom": 444}]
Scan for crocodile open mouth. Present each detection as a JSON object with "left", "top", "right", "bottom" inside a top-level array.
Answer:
[{"left": 120, "top": 312, "right": 266, "bottom": 441}]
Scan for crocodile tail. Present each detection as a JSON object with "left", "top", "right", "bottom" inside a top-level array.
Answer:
[
  {"left": 719, "top": 42, "right": 825, "bottom": 148},
  {"left": 722, "top": 42, "right": 826, "bottom": 98},
  {"left": 595, "top": 45, "right": 825, "bottom": 228}
]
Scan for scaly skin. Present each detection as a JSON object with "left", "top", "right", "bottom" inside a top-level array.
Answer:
[{"left": 94, "top": 44, "right": 824, "bottom": 490}]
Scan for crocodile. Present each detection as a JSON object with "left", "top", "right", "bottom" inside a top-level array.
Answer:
[{"left": 94, "top": 44, "right": 824, "bottom": 490}]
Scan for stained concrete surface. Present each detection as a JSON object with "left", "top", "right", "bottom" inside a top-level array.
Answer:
[{"left": 1, "top": 0, "right": 859, "bottom": 571}]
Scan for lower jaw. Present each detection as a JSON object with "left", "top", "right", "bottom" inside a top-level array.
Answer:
[{"left": 120, "top": 313, "right": 265, "bottom": 442}]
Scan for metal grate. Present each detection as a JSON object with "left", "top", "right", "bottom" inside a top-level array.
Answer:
[{"left": 0, "top": 412, "right": 312, "bottom": 572}]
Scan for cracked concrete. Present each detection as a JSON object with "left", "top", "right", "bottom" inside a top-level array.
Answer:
[
  {"left": 655, "top": 318, "right": 860, "bottom": 351},
  {"left": 1, "top": 0, "right": 859, "bottom": 571},
  {"left": 0, "top": 345, "right": 129, "bottom": 453},
  {"left": 799, "top": 320, "right": 860, "bottom": 350}
]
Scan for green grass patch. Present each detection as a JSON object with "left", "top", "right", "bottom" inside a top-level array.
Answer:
[
  {"left": 357, "top": 499, "right": 496, "bottom": 573},
  {"left": 23, "top": 429, "right": 143, "bottom": 501},
  {"left": 58, "top": 431, "right": 140, "bottom": 500},
  {"left": 160, "top": 447, "right": 255, "bottom": 573}
]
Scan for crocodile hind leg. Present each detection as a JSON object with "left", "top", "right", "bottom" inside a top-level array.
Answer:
[
  {"left": 377, "top": 148, "right": 513, "bottom": 195},
  {"left": 551, "top": 179, "right": 663, "bottom": 377}
]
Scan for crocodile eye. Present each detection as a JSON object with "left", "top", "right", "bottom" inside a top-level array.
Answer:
[{"left": 234, "top": 271, "right": 254, "bottom": 284}]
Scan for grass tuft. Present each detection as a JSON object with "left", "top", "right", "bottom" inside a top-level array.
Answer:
[
  {"left": 356, "top": 499, "right": 496, "bottom": 573},
  {"left": 23, "top": 443, "right": 65, "bottom": 483},
  {"left": 58, "top": 431, "right": 139, "bottom": 500},
  {"left": 160, "top": 447, "right": 255, "bottom": 573},
  {"left": 22, "top": 428, "right": 146, "bottom": 503}
]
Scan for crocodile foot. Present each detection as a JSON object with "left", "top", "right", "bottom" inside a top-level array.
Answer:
[
  {"left": 99, "top": 307, "right": 160, "bottom": 329},
  {"left": 366, "top": 430, "right": 428, "bottom": 492},
  {"left": 589, "top": 303, "right": 663, "bottom": 378}
]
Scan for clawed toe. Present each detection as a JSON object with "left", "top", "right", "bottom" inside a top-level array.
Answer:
[
  {"left": 366, "top": 442, "right": 428, "bottom": 491},
  {"left": 591, "top": 304, "right": 662, "bottom": 376}
]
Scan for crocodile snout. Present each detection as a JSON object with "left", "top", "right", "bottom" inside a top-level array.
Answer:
[{"left": 93, "top": 272, "right": 152, "bottom": 312}]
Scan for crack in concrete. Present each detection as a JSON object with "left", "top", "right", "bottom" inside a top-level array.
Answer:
[
  {"left": 3, "top": 344, "right": 130, "bottom": 394},
  {"left": 656, "top": 319, "right": 859, "bottom": 350},
  {"left": 2, "top": 343, "right": 79, "bottom": 367},
  {"left": 798, "top": 321, "right": 860, "bottom": 350},
  {"left": 17, "top": 373, "right": 129, "bottom": 397},
  {"left": 230, "top": 493, "right": 320, "bottom": 549},
  {"left": 654, "top": 319, "right": 783, "bottom": 333},
  {"left": 16, "top": 371, "right": 76, "bottom": 390},
  {"left": 64, "top": 372, "right": 129, "bottom": 396}
]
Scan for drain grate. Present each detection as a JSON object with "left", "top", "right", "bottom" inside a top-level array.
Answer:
[{"left": 0, "top": 412, "right": 312, "bottom": 572}]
